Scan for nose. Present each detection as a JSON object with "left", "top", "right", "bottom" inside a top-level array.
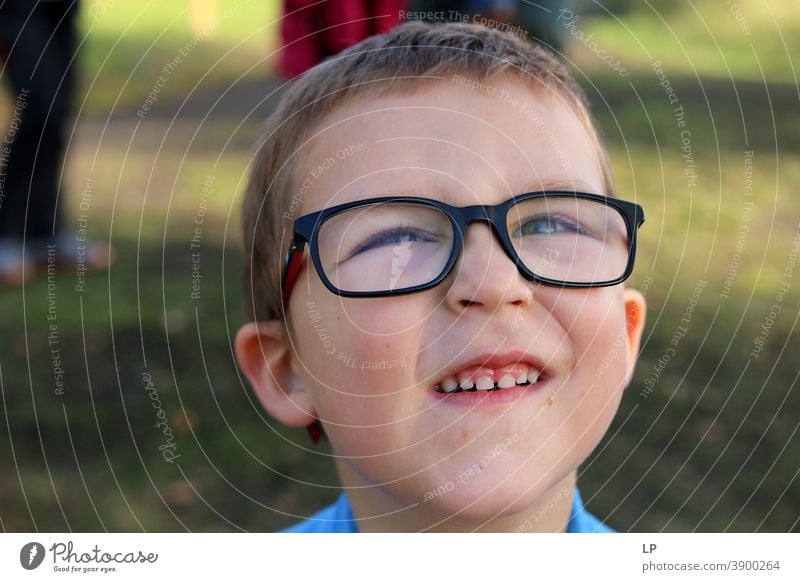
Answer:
[{"left": 443, "top": 222, "right": 534, "bottom": 314}]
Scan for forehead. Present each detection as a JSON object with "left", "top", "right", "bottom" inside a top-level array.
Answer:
[{"left": 292, "top": 76, "right": 604, "bottom": 214}]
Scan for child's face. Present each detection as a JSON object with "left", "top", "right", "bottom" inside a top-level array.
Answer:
[{"left": 266, "top": 76, "right": 644, "bottom": 522}]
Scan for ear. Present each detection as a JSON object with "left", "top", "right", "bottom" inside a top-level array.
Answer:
[
  {"left": 622, "top": 288, "right": 647, "bottom": 388},
  {"left": 234, "top": 320, "right": 317, "bottom": 427}
]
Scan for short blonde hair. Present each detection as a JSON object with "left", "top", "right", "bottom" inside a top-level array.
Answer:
[{"left": 242, "top": 20, "right": 616, "bottom": 322}]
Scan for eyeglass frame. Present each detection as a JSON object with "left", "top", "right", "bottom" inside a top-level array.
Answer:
[{"left": 281, "top": 190, "right": 645, "bottom": 304}]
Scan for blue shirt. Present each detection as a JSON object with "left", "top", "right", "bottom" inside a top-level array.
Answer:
[{"left": 281, "top": 488, "right": 614, "bottom": 533}]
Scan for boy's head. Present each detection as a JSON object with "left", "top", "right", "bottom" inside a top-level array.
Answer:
[{"left": 235, "top": 21, "right": 646, "bottom": 530}]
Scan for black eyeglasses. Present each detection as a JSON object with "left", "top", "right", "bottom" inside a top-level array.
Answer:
[{"left": 281, "top": 191, "right": 645, "bottom": 304}]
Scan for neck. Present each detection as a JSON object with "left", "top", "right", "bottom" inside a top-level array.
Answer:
[{"left": 336, "top": 459, "right": 577, "bottom": 532}]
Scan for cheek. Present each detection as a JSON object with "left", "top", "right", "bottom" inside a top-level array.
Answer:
[
  {"left": 547, "top": 290, "right": 629, "bottom": 435},
  {"left": 567, "top": 297, "right": 630, "bottom": 449},
  {"left": 335, "top": 299, "right": 424, "bottom": 377},
  {"left": 339, "top": 294, "right": 432, "bottom": 336},
  {"left": 556, "top": 290, "right": 629, "bottom": 381},
  {"left": 576, "top": 318, "right": 629, "bottom": 383},
  {"left": 290, "top": 291, "right": 425, "bottom": 450}
]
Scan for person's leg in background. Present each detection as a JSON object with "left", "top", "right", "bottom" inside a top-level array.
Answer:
[{"left": 0, "top": 0, "right": 113, "bottom": 285}]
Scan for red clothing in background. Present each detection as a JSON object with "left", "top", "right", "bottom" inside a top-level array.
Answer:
[{"left": 279, "top": 0, "right": 409, "bottom": 78}]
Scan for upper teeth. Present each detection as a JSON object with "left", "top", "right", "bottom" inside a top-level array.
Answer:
[{"left": 437, "top": 366, "right": 541, "bottom": 393}]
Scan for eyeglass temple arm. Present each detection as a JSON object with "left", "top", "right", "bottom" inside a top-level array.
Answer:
[
  {"left": 281, "top": 244, "right": 305, "bottom": 306},
  {"left": 280, "top": 243, "right": 327, "bottom": 444}
]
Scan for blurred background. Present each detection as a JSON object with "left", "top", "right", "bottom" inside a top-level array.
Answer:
[{"left": 0, "top": 0, "right": 798, "bottom": 532}]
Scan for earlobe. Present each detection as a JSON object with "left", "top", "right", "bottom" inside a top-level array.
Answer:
[
  {"left": 622, "top": 288, "right": 647, "bottom": 387},
  {"left": 234, "top": 320, "right": 317, "bottom": 427}
]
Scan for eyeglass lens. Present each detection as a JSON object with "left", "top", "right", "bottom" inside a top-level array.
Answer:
[{"left": 316, "top": 198, "right": 630, "bottom": 293}]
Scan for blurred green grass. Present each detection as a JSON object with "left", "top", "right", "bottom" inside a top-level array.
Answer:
[
  {"left": 580, "top": 0, "right": 800, "bottom": 82},
  {"left": 0, "top": 0, "right": 798, "bottom": 532},
  {"left": 77, "top": 0, "right": 280, "bottom": 116}
]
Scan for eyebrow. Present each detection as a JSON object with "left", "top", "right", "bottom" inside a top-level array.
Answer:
[
  {"left": 517, "top": 178, "right": 603, "bottom": 194},
  {"left": 333, "top": 177, "right": 604, "bottom": 208}
]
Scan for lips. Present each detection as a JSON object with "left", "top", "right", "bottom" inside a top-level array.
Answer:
[{"left": 432, "top": 351, "right": 547, "bottom": 394}]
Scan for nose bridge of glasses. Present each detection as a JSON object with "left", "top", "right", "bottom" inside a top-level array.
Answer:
[
  {"left": 454, "top": 204, "right": 517, "bottom": 265},
  {"left": 456, "top": 204, "right": 505, "bottom": 233}
]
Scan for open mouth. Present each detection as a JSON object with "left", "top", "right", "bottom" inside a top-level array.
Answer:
[{"left": 432, "top": 364, "right": 541, "bottom": 394}]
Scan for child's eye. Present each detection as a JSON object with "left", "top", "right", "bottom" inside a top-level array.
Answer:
[
  {"left": 512, "top": 214, "right": 588, "bottom": 237},
  {"left": 347, "top": 226, "right": 440, "bottom": 259}
]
